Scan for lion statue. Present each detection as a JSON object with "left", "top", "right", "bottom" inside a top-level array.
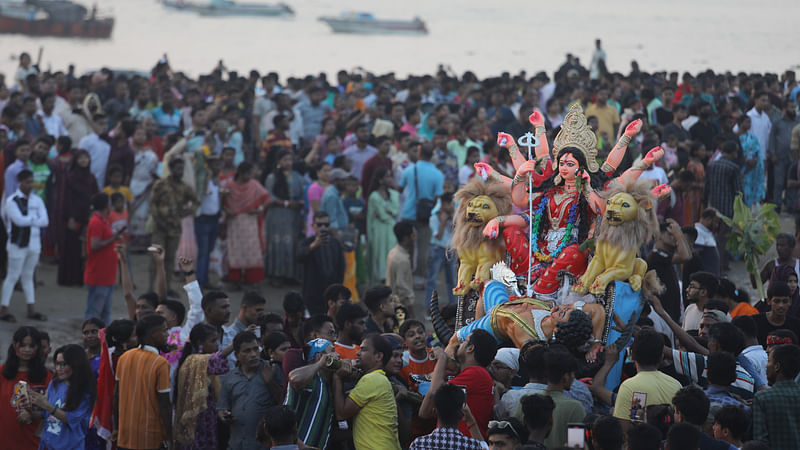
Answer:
[
  {"left": 452, "top": 177, "right": 512, "bottom": 298},
  {"left": 573, "top": 179, "right": 667, "bottom": 295}
]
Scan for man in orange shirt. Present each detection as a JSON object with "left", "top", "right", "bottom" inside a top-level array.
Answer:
[
  {"left": 398, "top": 319, "right": 437, "bottom": 439},
  {"left": 398, "top": 320, "right": 435, "bottom": 387},
  {"left": 334, "top": 303, "right": 367, "bottom": 364},
  {"left": 114, "top": 314, "right": 172, "bottom": 450}
]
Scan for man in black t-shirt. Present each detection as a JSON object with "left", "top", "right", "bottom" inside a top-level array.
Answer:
[
  {"left": 647, "top": 220, "right": 693, "bottom": 323},
  {"left": 752, "top": 281, "right": 800, "bottom": 346}
]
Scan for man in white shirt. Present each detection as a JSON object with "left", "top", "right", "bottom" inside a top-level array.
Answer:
[
  {"left": 36, "top": 92, "right": 68, "bottom": 141},
  {"left": 694, "top": 208, "right": 720, "bottom": 276},
  {"left": 0, "top": 170, "right": 48, "bottom": 322},
  {"left": 747, "top": 92, "right": 773, "bottom": 161},
  {"left": 78, "top": 113, "right": 111, "bottom": 189},
  {"left": 732, "top": 315, "right": 769, "bottom": 384},
  {"left": 59, "top": 84, "right": 94, "bottom": 143}
]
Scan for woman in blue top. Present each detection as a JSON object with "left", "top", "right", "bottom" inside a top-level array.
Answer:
[
  {"left": 26, "top": 344, "right": 96, "bottom": 450},
  {"left": 737, "top": 115, "right": 765, "bottom": 208}
]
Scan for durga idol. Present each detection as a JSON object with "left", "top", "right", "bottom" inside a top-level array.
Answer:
[{"left": 480, "top": 103, "right": 663, "bottom": 298}]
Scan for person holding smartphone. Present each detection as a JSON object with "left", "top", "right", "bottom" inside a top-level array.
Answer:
[{"left": 84, "top": 193, "right": 126, "bottom": 325}]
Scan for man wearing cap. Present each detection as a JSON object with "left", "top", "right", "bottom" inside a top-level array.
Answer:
[
  {"left": 699, "top": 310, "right": 729, "bottom": 338},
  {"left": 320, "top": 168, "right": 350, "bottom": 235},
  {"left": 491, "top": 348, "right": 519, "bottom": 416},
  {"left": 285, "top": 338, "right": 341, "bottom": 450}
]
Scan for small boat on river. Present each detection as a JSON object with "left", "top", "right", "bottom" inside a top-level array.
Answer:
[
  {"left": 162, "top": 0, "right": 293, "bottom": 17},
  {"left": 0, "top": 0, "right": 114, "bottom": 38},
  {"left": 318, "top": 12, "right": 427, "bottom": 35}
]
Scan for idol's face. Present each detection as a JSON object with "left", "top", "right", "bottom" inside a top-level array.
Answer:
[{"left": 559, "top": 153, "right": 580, "bottom": 182}]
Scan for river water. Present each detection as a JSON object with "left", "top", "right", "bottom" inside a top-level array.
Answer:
[{"left": 1, "top": 0, "right": 799, "bottom": 80}]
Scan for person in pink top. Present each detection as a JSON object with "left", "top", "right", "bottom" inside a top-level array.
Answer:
[{"left": 306, "top": 162, "right": 331, "bottom": 236}]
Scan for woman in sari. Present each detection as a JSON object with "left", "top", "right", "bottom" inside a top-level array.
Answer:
[
  {"left": 683, "top": 140, "right": 707, "bottom": 225},
  {"left": 738, "top": 115, "right": 765, "bottom": 208},
  {"left": 57, "top": 150, "right": 98, "bottom": 286},
  {"left": 367, "top": 167, "right": 399, "bottom": 283},
  {"left": 223, "top": 162, "right": 270, "bottom": 285},
  {"left": 264, "top": 150, "right": 304, "bottom": 286},
  {"left": 128, "top": 125, "right": 160, "bottom": 249},
  {"left": 175, "top": 323, "right": 230, "bottom": 450}
]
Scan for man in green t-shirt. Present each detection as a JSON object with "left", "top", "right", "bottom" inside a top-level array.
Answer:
[{"left": 332, "top": 334, "right": 402, "bottom": 450}]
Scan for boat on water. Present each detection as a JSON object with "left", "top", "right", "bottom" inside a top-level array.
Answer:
[
  {"left": 162, "top": 0, "right": 293, "bottom": 17},
  {"left": 0, "top": 0, "right": 113, "bottom": 38},
  {"left": 318, "top": 12, "right": 427, "bottom": 35}
]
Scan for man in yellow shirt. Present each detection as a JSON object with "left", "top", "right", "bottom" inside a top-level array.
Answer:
[
  {"left": 584, "top": 87, "right": 620, "bottom": 144},
  {"left": 332, "top": 334, "right": 402, "bottom": 450},
  {"left": 613, "top": 328, "right": 682, "bottom": 427}
]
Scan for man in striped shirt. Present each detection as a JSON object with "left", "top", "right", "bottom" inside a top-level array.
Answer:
[{"left": 114, "top": 314, "right": 172, "bottom": 450}]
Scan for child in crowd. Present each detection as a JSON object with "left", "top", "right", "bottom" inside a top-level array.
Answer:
[{"left": 102, "top": 164, "right": 133, "bottom": 210}]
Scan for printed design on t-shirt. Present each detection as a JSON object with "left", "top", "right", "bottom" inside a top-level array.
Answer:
[
  {"left": 45, "top": 398, "right": 64, "bottom": 435},
  {"left": 630, "top": 391, "right": 647, "bottom": 422}
]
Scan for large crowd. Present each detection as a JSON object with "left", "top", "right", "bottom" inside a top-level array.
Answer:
[{"left": 0, "top": 41, "right": 799, "bottom": 450}]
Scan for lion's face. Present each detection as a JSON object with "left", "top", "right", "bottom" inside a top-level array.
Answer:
[
  {"left": 466, "top": 195, "right": 499, "bottom": 227},
  {"left": 604, "top": 192, "right": 638, "bottom": 226}
]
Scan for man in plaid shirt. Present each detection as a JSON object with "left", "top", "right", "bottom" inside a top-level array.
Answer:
[
  {"left": 753, "top": 344, "right": 800, "bottom": 450},
  {"left": 410, "top": 383, "right": 484, "bottom": 450},
  {"left": 704, "top": 140, "right": 742, "bottom": 270}
]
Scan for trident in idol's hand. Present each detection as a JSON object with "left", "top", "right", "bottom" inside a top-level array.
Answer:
[
  {"left": 518, "top": 132, "right": 539, "bottom": 297},
  {"left": 517, "top": 132, "right": 540, "bottom": 155}
]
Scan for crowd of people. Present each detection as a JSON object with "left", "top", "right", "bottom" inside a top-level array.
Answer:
[{"left": 0, "top": 43, "right": 799, "bottom": 449}]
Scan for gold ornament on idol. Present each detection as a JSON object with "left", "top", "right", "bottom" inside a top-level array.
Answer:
[{"left": 552, "top": 103, "right": 599, "bottom": 173}]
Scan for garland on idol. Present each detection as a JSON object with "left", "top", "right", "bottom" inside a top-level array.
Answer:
[{"left": 530, "top": 191, "right": 580, "bottom": 263}]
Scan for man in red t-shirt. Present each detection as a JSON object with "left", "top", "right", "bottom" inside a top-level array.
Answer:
[
  {"left": 419, "top": 329, "right": 496, "bottom": 439},
  {"left": 84, "top": 193, "right": 125, "bottom": 325}
]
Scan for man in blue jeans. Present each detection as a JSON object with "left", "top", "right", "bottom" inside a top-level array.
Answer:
[
  {"left": 425, "top": 193, "right": 457, "bottom": 312},
  {"left": 84, "top": 193, "right": 124, "bottom": 324},
  {"left": 195, "top": 154, "right": 222, "bottom": 288}
]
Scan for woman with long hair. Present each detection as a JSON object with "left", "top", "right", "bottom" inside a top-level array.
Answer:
[
  {"left": 57, "top": 150, "right": 99, "bottom": 286},
  {"left": 174, "top": 323, "right": 230, "bottom": 450},
  {"left": 223, "top": 161, "right": 270, "bottom": 286},
  {"left": 367, "top": 167, "right": 399, "bottom": 283},
  {"left": 264, "top": 150, "right": 304, "bottom": 286},
  {"left": 305, "top": 161, "right": 331, "bottom": 236},
  {"left": 25, "top": 344, "right": 96, "bottom": 450},
  {"left": 738, "top": 115, "right": 765, "bottom": 208},
  {"left": 0, "top": 326, "right": 52, "bottom": 450}
]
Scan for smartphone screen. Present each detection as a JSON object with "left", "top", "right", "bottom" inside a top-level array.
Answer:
[{"left": 567, "top": 425, "right": 585, "bottom": 448}]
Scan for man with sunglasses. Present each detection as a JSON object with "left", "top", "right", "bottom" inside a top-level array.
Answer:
[
  {"left": 486, "top": 418, "right": 526, "bottom": 450},
  {"left": 298, "top": 211, "right": 345, "bottom": 315}
]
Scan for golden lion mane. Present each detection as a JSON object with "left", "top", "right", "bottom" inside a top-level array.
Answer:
[
  {"left": 451, "top": 177, "right": 513, "bottom": 251},
  {"left": 595, "top": 179, "right": 659, "bottom": 251}
]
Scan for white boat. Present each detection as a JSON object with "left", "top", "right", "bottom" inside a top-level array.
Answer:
[
  {"left": 318, "top": 12, "right": 427, "bottom": 35},
  {"left": 162, "top": 0, "right": 293, "bottom": 17}
]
